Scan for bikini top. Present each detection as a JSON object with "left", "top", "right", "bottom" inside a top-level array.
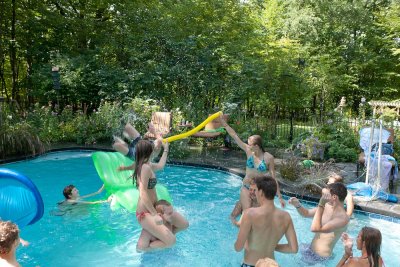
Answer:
[
  {"left": 246, "top": 155, "right": 267, "bottom": 172},
  {"left": 148, "top": 177, "right": 157, "bottom": 189}
]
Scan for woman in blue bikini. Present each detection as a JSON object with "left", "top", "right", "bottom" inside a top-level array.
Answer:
[{"left": 219, "top": 118, "right": 285, "bottom": 210}]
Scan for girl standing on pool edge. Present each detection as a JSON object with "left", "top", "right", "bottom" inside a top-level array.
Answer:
[
  {"left": 219, "top": 117, "right": 285, "bottom": 209},
  {"left": 133, "top": 139, "right": 176, "bottom": 251}
]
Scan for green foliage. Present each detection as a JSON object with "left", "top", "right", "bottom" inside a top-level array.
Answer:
[
  {"left": 314, "top": 113, "right": 358, "bottom": 162},
  {"left": 378, "top": 108, "right": 398, "bottom": 127},
  {"left": 122, "top": 97, "right": 162, "bottom": 135},
  {"left": 291, "top": 111, "right": 359, "bottom": 162},
  {"left": 279, "top": 154, "right": 302, "bottom": 181},
  {"left": 26, "top": 103, "right": 63, "bottom": 142},
  {"left": 0, "top": 121, "right": 46, "bottom": 159},
  {"left": 299, "top": 136, "right": 325, "bottom": 160},
  {"left": 168, "top": 139, "right": 191, "bottom": 159},
  {"left": 325, "top": 140, "right": 358, "bottom": 162}
]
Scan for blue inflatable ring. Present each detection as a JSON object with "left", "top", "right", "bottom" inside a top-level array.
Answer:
[{"left": 0, "top": 168, "right": 44, "bottom": 227}]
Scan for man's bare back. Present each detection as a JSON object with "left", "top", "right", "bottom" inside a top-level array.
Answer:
[
  {"left": 244, "top": 207, "right": 294, "bottom": 263},
  {"left": 235, "top": 176, "right": 297, "bottom": 267}
]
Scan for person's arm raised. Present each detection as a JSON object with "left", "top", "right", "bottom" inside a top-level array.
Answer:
[
  {"left": 345, "top": 193, "right": 354, "bottom": 217},
  {"left": 275, "top": 214, "right": 298, "bottom": 253},
  {"left": 150, "top": 138, "right": 163, "bottom": 161},
  {"left": 68, "top": 199, "right": 108, "bottom": 205},
  {"left": 336, "top": 233, "right": 354, "bottom": 267},
  {"left": 219, "top": 117, "right": 248, "bottom": 152},
  {"left": 288, "top": 197, "right": 316, "bottom": 218},
  {"left": 151, "top": 141, "right": 169, "bottom": 171},
  {"left": 311, "top": 195, "right": 349, "bottom": 233},
  {"left": 234, "top": 209, "right": 252, "bottom": 251},
  {"left": 80, "top": 184, "right": 105, "bottom": 199}
]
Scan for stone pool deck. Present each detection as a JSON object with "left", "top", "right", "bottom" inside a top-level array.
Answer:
[
  {"left": 2, "top": 143, "right": 400, "bottom": 219},
  {"left": 169, "top": 146, "right": 400, "bottom": 220}
]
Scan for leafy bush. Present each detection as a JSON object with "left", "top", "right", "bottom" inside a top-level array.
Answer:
[
  {"left": 279, "top": 155, "right": 302, "bottom": 181},
  {"left": 298, "top": 136, "right": 325, "bottom": 160},
  {"left": 26, "top": 103, "right": 63, "bottom": 142},
  {"left": 168, "top": 139, "right": 191, "bottom": 159},
  {"left": 122, "top": 97, "right": 162, "bottom": 134},
  {"left": 325, "top": 140, "right": 357, "bottom": 162},
  {"left": 0, "top": 122, "right": 46, "bottom": 159}
]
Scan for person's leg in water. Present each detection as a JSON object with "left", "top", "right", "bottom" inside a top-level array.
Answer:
[
  {"left": 137, "top": 214, "right": 176, "bottom": 252},
  {"left": 136, "top": 229, "right": 158, "bottom": 252},
  {"left": 240, "top": 187, "right": 252, "bottom": 210}
]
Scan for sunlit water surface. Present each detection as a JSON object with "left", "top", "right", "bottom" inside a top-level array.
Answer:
[{"left": 2, "top": 151, "right": 400, "bottom": 266}]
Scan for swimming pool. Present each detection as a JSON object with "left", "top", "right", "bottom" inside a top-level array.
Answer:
[{"left": 3, "top": 151, "right": 400, "bottom": 266}]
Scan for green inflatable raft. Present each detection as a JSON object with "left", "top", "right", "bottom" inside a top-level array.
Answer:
[{"left": 91, "top": 151, "right": 172, "bottom": 213}]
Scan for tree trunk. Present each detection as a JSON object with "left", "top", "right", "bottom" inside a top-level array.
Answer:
[{"left": 10, "top": 0, "right": 18, "bottom": 102}]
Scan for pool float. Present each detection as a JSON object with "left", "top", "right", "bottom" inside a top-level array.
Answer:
[
  {"left": 347, "top": 182, "right": 398, "bottom": 203},
  {"left": 92, "top": 152, "right": 172, "bottom": 212},
  {"left": 0, "top": 168, "right": 44, "bottom": 227},
  {"left": 164, "top": 111, "right": 223, "bottom": 143}
]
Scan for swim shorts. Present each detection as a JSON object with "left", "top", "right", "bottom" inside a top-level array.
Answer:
[
  {"left": 300, "top": 243, "right": 330, "bottom": 265},
  {"left": 126, "top": 136, "right": 142, "bottom": 160}
]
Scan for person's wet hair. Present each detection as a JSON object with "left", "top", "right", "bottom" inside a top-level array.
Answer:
[
  {"left": 361, "top": 226, "right": 382, "bottom": 267},
  {"left": 0, "top": 221, "right": 19, "bottom": 255},
  {"left": 63, "top": 185, "right": 76, "bottom": 199},
  {"left": 133, "top": 140, "right": 154, "bottom": 187},
  {"left": 254, "top": 175, "right": 277, "bottom": 200},
  {"left": 326, "top": 182, "right": 347, "bottom": 202}
]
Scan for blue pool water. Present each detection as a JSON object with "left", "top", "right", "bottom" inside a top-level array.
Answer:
[{"left": 2, "top": 151, "right": 400, "bottom": 266}]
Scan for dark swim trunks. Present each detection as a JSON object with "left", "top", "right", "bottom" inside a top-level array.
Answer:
[
  {"left": 126, "top": 136, "right": 142, "bottom": 160},
  {"left": 300, "top": 243, "right": 330, "bottom": 265},
  {"left": 241, "top": 263, "right": 255, "bottom": 267}
]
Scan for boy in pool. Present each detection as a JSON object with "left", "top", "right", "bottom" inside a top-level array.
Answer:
[
  {"left": 155, "top": 200, "right": 189, "bottom": 234},
  {"left": 288, "top": 183, "right": 349, "bottom": 264},
  {"left": 60, "top": 184, "right": 111, "bottom": 205},
  {"left": 234, "top": 175, "right": 298, "bottom": 267},
  {"left": 0, "top": 220, "right": 21, "bottom": 267},
  {"left": 136, "top": 200, "right": 189, "bottom": 252},
  {"left": 324, "top": 172, "right": 354, "bottom": 217}
]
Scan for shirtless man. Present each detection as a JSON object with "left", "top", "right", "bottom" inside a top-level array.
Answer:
[
  {"left": 234, "top": 175, "right": 298, "bottom": 267},
  {"left": 288, "top": 182, "right": 350, "bottom": 264},
  {"left": 326, "top": 173, "right": 354, "bottom": 217},
  {"left": 0, "top": 221, "right": 20, "bottom": 267},
  {"left": 230, "top": 178, "right": 259, "bottom": 227}
]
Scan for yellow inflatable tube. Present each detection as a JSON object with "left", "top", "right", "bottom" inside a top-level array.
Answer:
[{"left": 164, "top": 111, "right": 223, "bottom": 143}]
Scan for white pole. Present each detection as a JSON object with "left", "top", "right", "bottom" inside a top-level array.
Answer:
[
  {"left": 365, "top": 120, "right": 375, "bottom": 184},
  {"left": 377, "top": 119, "right": 383, "bottom": 187}
]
